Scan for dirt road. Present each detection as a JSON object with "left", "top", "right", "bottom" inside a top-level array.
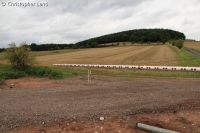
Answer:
[{"left": 0, "top": 76, "right": 200, "bottom": 132}]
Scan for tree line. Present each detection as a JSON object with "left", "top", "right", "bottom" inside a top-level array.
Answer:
[
  {"left": 30, "top": 43, "right": 74, "bottom": 51},
  {"left": 29, "top": 42, "right": 112, "bottom": 51},
  {"left": 0, "top": 48, "right": 5, "bottom": 52}
]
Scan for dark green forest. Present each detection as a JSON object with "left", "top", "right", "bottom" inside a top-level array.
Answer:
[
  {"left": 30, "top": 43, "right": 74, "bottom": 51},
  {"left": 0, "top": 48, "right": 5, "bottom": 52},
  {"left": 76, "top": 29, "right": 185, "bottom": 48}
]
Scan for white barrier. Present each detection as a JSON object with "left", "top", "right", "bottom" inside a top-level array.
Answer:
[{"left": 53, "top": 64, "right": 200, "bottom": 72}]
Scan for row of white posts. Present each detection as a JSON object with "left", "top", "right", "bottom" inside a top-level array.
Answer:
[{"left": 53, "top": 64, "right": 200, "bottom": 72}]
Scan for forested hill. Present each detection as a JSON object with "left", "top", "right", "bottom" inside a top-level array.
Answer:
[
  {"left": 28, "top": 29, "right": 185, "bottom": 51},
  {"left": 76, "top": 29, "right": 185, "bottom": 47}
]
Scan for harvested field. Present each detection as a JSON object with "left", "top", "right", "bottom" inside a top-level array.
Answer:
[
  {"left": 0, "top": 52, "right": 7, "bottom": 64},
  {"left": 36, "top": 45, "right": 177, "bottom": 66},
  {"left": 184, "top": 41, "right": 200, "bottom": 51},
  {"left": 184, "top": 47, "right": 200, "bottom": 58},
  {"left": 0, "top": 76, "right": 200, "bottom": 132},
  {"left": 0, "top": 60, "right": 7, "bottom": 64}
]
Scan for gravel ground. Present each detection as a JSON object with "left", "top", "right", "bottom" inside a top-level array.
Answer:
[{"left": 0, "top": 76, "right": 200, "bottom": 132}]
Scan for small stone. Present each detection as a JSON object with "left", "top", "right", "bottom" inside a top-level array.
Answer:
[
  {"left": 100, "top": 117, "right": 104, "bottom": 121},
  {"left": 10, "top": 84, "right": 15, "bottom": 88},
  {"left": 100, "top": 126, "right": 103, "bottom": 130},
  {"left": 42, "top": 121, "right": 45, "bottom": 125},
  {"left": 94, "top": 131, "right": 98, "bottom": 133},
  {"left": 39, "top": 129, "right": 46, "bottom": 133},
  {"left": 118, "top": 130, "right": 121, "bottom": 133}
]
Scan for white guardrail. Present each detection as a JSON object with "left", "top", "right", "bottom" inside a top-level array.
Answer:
[{"left": 53, "top": 64, "right": 200, "bottom": 72}]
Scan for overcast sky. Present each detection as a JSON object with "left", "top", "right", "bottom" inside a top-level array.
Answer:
[{"left": 0, "top": 0, "right": 200, "bottom": 47}]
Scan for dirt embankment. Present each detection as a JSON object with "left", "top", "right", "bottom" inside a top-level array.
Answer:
[{"left": 7, "top": 110, "right": 200, "bottom": 133}]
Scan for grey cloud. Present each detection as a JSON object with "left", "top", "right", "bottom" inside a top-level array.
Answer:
[{"left": 0, "top": 0, "right": 200, "bottom": 47}]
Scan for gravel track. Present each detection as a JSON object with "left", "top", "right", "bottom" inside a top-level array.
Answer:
[{"left": 0, "top": 76, "right": 200, "bottom": 132}]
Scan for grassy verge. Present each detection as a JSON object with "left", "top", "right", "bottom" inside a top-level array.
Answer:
[
  {"left": 60, "top": 67, "right": 200, "bottom": 78},
  {"left": 169, "top": 45, "right": 200, "bottom": 66},
  {"left": 0, "top": 65, "right": 78, "bottom": 83},
  {"left": 1, "top": 65, "right": 199, "bottom": 84}
]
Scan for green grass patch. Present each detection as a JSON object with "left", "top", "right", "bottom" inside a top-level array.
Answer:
[
  {"left": 24, "top": 66, "right": 64, "bottom": 79},
  {"left": 0, "top": 65, "right": 78, "bottom": 83},
  {"left": 63, "top": 67, "right": 200, "bottom": 78},
  {"left": 169, "top": 45, "right": 200, "bottom": 66}
]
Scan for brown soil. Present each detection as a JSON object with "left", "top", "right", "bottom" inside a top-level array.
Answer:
[
  {"left": 3, "top": 77, "right": 61, "bottom": 89},
  {"left": 1, "top": 76, "right": 200, "bottom": 133},
  {"left": 8, "top": 110, "right": 200, "bottom": 133},
  {"left": 185, "top": 41, "right": 200, "bottom": 51}
]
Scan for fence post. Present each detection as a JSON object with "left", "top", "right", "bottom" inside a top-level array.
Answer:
[{"left": 88, "top": 69, "right": 92, "bottom": 83}]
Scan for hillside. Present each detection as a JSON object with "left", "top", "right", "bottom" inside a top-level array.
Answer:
[
  {"left": 29, "top": 29, "right": 186, "bottom": 51},
  {"left": 76, "top": 29, "right": 185, "bottom": 48},
  {"left": 2, "top": 42, "right": 200, "bottom": 67},
  {"left": 36, "top": 43, "right": 177, "bottom": 66}
]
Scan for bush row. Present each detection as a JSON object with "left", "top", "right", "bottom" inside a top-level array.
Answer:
[{"left": 0, "top": 66, "right": 64, "bottom": 83}]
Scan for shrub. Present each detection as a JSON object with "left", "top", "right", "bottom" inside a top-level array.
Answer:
[
  {"left": 49, "top": 70, "right": 64, "bottom": 79},
  {"left": 6, "top": 43, "right": 32, "bottom": 70},
  {"left": 171, "top": 40, "right": 184, "bottom": 49},
  {"left": 26, "top": 67, "right": 52, "bottom": 77},
  {"left": 0, "top": 66, "right": 65, "bottom": 83},
  {"left": 0, "top": 71, "right": 26, "bottom": 80},
  {"left": 25, "top": 66, "right": 64, "bottom": 79}
]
